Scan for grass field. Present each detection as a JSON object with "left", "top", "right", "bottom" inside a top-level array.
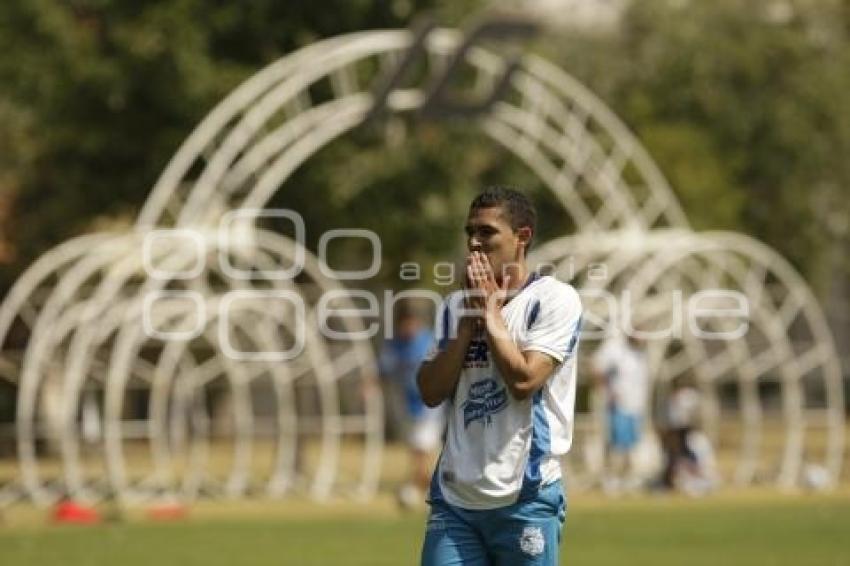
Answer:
[
  {"left": 1, "top": 488, "right": 849, "bottom": 565},
  {"left": 1, "top": 434, "right": 849, "bottom": 565}
]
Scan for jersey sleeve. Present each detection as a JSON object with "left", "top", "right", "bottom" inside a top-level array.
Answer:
[{"left": 520, "top": 284, "right": 583, "bottom": 364}]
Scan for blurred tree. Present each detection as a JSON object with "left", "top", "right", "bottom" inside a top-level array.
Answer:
[
  {"left": 548, "top": 0, "right": 850, "bottom": 293},
  {"left": 2, "top": 0, "right": 849, "bottom": 301},
  {"left": 0, "top": 0, "right": 489, "bottom": 292}
]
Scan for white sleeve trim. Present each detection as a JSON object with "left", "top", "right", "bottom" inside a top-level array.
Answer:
[{"left": 522, "top": 344, "right": 565, "bottom": 364}]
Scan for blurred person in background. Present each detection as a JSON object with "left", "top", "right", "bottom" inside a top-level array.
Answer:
[
  {"left": 591, "top": 331, "right": 650, "bottom": 494},
  {"left": 659, "top": 374, "right": 716, "bottom": 495},
  {"left": 378, "top": 300, "right": 444, "bottom": 509}
]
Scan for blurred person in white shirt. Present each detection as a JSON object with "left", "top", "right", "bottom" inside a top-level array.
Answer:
[{"left": 591, "top": 332, "right": 650, "bottom": 493}]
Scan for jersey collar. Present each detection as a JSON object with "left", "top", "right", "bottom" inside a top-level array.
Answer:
[{"left": 504, "top": 271, "right": 540, "bottom": 306}]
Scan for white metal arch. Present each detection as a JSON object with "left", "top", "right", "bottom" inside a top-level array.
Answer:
[
  {"left": 136, "top": 29, "right": 688, "bottom": 233},
  {"left": 1, "top": 228, "right": 381, "bottom": 505},
  {"left": 530, "top": 229, "right": 843, "bottom": 487}
]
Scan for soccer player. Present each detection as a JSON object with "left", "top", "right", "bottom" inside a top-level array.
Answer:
[{"left": 417, "top": 187, "right": 583, "bottom": 565}]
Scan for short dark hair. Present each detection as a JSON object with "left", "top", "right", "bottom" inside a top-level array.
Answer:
[{"left": 469, "top": 186, "right": 537, "bottom": 249}]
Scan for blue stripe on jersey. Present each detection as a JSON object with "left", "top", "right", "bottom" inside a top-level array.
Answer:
[
  {"left": 437, "top": 305, "right": 451, "bottom": 350},
  {"left": 565, "top": 315, "right": 583, "bottom": 357},
  {"left": 526, "top": 299, "right": 541, "bottom": 330},
  {"left": 519, "top": 388, "right": 551, "bottom": 501}
]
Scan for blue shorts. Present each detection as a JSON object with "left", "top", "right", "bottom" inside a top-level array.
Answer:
[
  {"left": 421, "top": 481, "right": 566, "bottom": 566},
  {"left": 608, "top": 409, "right": 641, "bottom": 451}
]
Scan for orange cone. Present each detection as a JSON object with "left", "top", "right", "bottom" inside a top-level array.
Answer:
[{"left": 52, "top": 500, "right": 100, "bottom": 525}]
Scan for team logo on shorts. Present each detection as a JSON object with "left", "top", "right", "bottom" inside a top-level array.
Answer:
[{"left": 519, "top": 526, "right": 545, "bottom": 557}]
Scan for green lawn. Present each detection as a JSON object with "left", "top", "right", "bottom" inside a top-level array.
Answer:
[{"left": 1, "top": 493, "right": 848, "bottom": 565}]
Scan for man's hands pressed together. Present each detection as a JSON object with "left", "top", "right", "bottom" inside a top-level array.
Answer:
[
  {"left": 464, "top": 250, "right": 511, "bottom": 318},
  {"left": 463, "top": 251, "right": 558, "bottom": 402}
]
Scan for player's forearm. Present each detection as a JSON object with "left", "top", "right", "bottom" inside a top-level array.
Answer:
[
  {"left": 484, "top": 312, "right": 539, "bottom": 401},
  {"left": 417, "top": 319, "right": 475, "bottom": 407}
]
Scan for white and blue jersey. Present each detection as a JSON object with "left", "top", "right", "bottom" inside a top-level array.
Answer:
[{"left": 425, "top": 274, "right": 583, "bottom": 510}]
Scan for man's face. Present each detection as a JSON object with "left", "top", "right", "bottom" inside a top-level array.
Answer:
[{"left": 465, "top": 206, "right": 523, "bottom": 282}]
